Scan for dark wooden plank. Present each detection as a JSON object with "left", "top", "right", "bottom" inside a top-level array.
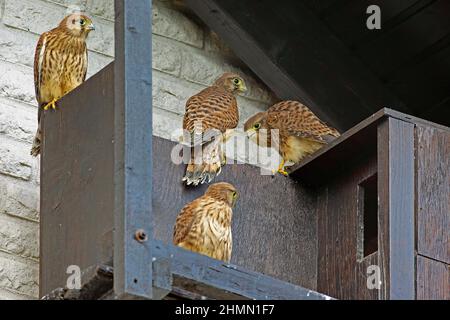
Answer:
[
  {"left": 40, "top": 63, "right": 115, "bottom": 297},
  {"left": 301, "top": 0, "right": 342, "bottom": 16},
  {"left": 358, "top": 0, "right": 450, "bottom": 79},
  {"left": 152, "top": 137, "right": 318, "bottom": 290},
  {"left": 416, "top": 255, "right": 450, "bottom": 300},
  {"left": 153, "top": 241, "right": 332, "bottom": 300},
  {"left": 316, "top": 155, "right": 378, "bottom": 299},
  {"left": 185, "top": 0, "right": 407, "bottom": 132},
  {"left": 416, "top": 126, "right": 450, "bottom": 264},
  {"left": 114, "top": 0, "right": 153, "bottom": 299},
  {"left": 377, "top": 118, "right": 415, "bottom": 300}
]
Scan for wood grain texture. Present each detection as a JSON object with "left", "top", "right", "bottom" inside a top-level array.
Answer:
[
  {"left": 152, "top": 137, "right": 318, "bottom": 290},
  {"left": 416, "top": 125, "right": 450, "bottom": 264},
  {"left": 377, "top": 118, "right": 415, "bottom": 300},
  {"left": 114, "top": 0, "right": 154, "bottom": 299},
  {"left": 316, "top": 154, "right": 378, "bottom": 299},
  {"left": 40, "top": 63, "right": 115, "bottom": 297},
  {"left": 416, "top": 255, "right": 450, "bottom": 300}
]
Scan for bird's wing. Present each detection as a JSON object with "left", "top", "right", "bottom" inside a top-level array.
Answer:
[
  {"left": 82, "top": 44, "right": 88, "bottom": 82},
  {"left": 173, "top": 198, "right": 202, "bottom": 245},
  {"left": 34, "top": 32, "right": 48, "bottom": 119},
  {"left": 183, "top": 86, "right": 239, "bottom": 135},
  {"left": 267, "top": 101, "right": 340, "bottom": 143}
]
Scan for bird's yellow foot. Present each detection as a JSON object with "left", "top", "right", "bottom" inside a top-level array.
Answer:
[
  {"left": 43, "top": 99, "right": 58, "bottom": 111},
  {"left": 278, "top": 168, "right": 289, "bottom": 176}
]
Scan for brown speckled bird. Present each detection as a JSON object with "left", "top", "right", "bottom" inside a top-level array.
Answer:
[
  {"left": 31, "top": 14, "right": 95, "bottom": 156},
  {"left": 182, "top": 73, "right": 247, "bottom": 186},
  {"left": 173, "top": 182, "right": 238, "bottom": 262},
  {"left": 244, "top": 100, "right": 340, "bottom": 175}
]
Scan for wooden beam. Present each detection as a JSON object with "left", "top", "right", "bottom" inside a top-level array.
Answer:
[
  {"left": 152, "top": 241, "right": 333, "bottom": 300},
  {"left": 114, "top": 0, "right": 153, "bottom": 299},
  {"left": 185, "top": 0, "right": 408, "bottom": 131},
  {"left": 377, "top": 117, "right": 415, "bottom": 299}
]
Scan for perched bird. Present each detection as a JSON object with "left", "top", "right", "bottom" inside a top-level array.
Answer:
[
  {"left": 31, "top": 14, "right": 95, "bottom": 156},
  {"left": 173, "top": 182, "right": 238, "bottom": 262},
  {"left": 244, "top": 100, "right": 340, "bottom": 175},
  {"left": 182, "top": 72, "right": 247, "bottom": 186}
]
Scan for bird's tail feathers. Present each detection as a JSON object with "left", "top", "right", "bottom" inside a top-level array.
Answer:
[
  {"left": 30, "top": 128, "right": 41, "bottom": 157},
  {"left": 182, "top": 138, "right": 225, "bottom": 186}
]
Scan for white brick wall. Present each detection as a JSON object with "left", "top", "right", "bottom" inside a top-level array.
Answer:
[{"left": 0, "top": 0, "right": 275, "bottom": 299}]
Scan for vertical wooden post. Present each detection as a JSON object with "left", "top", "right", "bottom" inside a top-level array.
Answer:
[
  {"left": 378, "top": 117, "right": 415, "bottom": 299},
  {"left": 114, "top": 0, "right": 153, "bottom": 299}
]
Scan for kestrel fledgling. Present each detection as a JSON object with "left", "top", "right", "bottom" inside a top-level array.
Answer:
[
  {"left": 182, "top": 73, "right": 247, "bottom": 186},
  {"left": 244, "top": 100, "right": 340, "bottom": 175},
  {"left": 173, "top": 182, "right": 238, "bottom": 262},
  {"left": 31, "top": 14, "right": 95, "bottom": 156}
]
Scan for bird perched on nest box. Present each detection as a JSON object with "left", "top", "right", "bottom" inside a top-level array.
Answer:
[
  {"left": 31, "top": 14, "right": 95, "bottom": 156},
  {"left": 173, "top": 182, "right": 238, "bottom": 262},
  {"left": 244, "top": 100, "right": 340, "bottom": 175},
  {"left": 181, "top": 72, "right": 247, "bottom": 186}
]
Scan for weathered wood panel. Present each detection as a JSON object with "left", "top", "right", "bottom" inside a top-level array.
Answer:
[
  {"left": 152, "top": 137, "right": 318, "bottom": 290},
  {"left": 417, "top": 255, "right": 450, "bottom": 300},
  {"left": 40, "top": 63, "right": 115, "bottom": 297},
  {"left": 416, "top": 126, "right": 450, "bottom": 264},
  {"left": 317, "top": 155, "right": 378, "bottom": 299}
]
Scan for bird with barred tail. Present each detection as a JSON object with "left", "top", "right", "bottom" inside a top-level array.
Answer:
[
  {"left": 244, "top": 100, "right": 340, "bottom": 175},
  {"left": 182, "top": 73, "right": 247, "bottom": 186},
  {"left": 173, "top": 182, "right": 238, "bottom": 262},
  {"left": 31, "top": 14, "right": 95, "bottom": 156}
]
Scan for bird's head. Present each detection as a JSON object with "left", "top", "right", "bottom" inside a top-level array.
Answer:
[
  {"left": 213, "top": 73, "right": 247, "bottom": 94},
  {"left": 244, "top": 112, "right": 270, "bottom": 144},
  {"left": 205, "top": 182, "right": 239, "bottom": 208},
  {"left": 60, "top": 14, "right": 95, "bottom": 38}
]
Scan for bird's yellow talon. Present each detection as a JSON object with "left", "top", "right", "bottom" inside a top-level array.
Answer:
[
  {"left": 278, "top": 169, "right": 289, "bottom": 176},
  {"left": 43, "top": 99, "right": 58, "bottom": 111}
]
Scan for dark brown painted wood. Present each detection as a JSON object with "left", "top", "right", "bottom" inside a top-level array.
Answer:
[
  {"left": 152, "top": 137, "right": 318, "bottom": 290},
  {"left": 317, "top": 155, "right": 378, "bottom": 299},
  {"left": 416, "top": 255, "right": 450, "bottom": 300},
  {"left": 40, "top": 63, "right": 115, "bottom": 297},
  {"left": 416, "top": 126, "right": 450, "bottom": 264},
  {"left": 377, "top": 118, "right": 415, "bottom": 300}
]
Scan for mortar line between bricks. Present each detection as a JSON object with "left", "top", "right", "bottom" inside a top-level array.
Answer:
[
  {"left": 0, "top": 248, "right": 39, "bottom": 264},
  {"left": 3, "top": 211, "right": 39, "bottom": 224},
  {"left": 0, "top": 287, "right": 37, "bottom": 300}
]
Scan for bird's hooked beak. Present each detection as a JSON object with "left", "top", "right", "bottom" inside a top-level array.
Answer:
[
  {"left": 238, "top": 82, "right": 247, "bottom": 93},
  {"left": 87, "top": 22, "right": 95, "bottom": 31}
]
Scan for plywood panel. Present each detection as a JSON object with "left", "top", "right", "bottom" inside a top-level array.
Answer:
[
  {"left": 317, "top": 155, "right": 378, "bottom": 299},
  {"left": 417, "top": 125, "right": 450, "bottom": 264},
  {"left": 40, "top": 63, "right": 115, "bottom": 297},
  {"left": 417, "top": 255, "right": 449, "bottom": 300},
  {"left": 152, "top": 137, "right": 318, "bottom": 290}
]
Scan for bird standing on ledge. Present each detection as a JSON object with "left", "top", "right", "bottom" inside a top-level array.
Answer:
[
  {"left": 173, "top": 182, "right": 238, "bottom": 262},
  {"left": 182, "top": 72, "right": 247, "bottom": 186},
  {"left": 244, "top": 100, "right": 340, "bottom": 175},
  {"left": 31, "top": 14, "right": 95, "bottom": 157}
]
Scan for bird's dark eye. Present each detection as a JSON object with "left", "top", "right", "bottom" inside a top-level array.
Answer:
[
  {"left": 232, "top": 191, "right": 238, "bottom": 198},
  {"left": 233, "top": 78, "right": 240, "bottom": 85},
  {"left": 80, "top": 19, "right": 86, "bottom": 26},
  {"left": 254, "top": 123, "right": 261, "bottom": 129}
]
